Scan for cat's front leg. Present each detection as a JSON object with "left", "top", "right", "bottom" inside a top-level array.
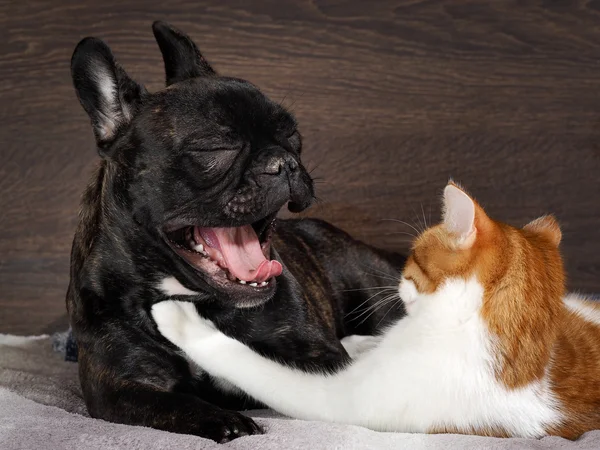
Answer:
[
  {"left": 152, "top": 300, "right": 353, "bottom": 424},
  {"left": 152, "top": 300, "right": 217, "bottom": 345}
]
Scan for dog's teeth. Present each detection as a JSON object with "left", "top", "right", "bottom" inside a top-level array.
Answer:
[
  {"left": 238, "top": 280, "right": 246, "bottom": 285},
  {"left": 250, "top": 282, "right": 258, "bottom": 287},
  {"left": 260, "top": 281, "right": 268, "bottom": 286},
  {"left": 194, "top": 243, "right": 204, "bottom": 253}
]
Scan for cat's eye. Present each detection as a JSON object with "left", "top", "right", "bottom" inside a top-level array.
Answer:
[
  {"left": 413, "top": 279, "right": 421, "bottom": 290},
  {"left": 404, "top": 274, "right": 422, "bottom": 291}
]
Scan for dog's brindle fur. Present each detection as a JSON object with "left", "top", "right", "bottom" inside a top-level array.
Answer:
[{"left": 67, "top": 21, "right": 405, "bottom": 442}]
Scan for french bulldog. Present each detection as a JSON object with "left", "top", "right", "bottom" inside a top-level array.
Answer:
[{"left": 67, "top": 21, "right": 405, "bottom": 442}]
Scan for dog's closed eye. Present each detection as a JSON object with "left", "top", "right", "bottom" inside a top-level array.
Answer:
[
  {"left": 287, "top": 130, "right": 301, "bottom": 152},
  {"left": 185, "top": 150, "right": 239, "bottom": 172}
]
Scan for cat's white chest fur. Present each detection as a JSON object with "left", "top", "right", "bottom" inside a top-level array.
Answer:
[
  {"left": 341, "top": 276, "right": 562, "bottom": 435},
  {"left": 152, "top": 276, "right": 562, "bottom": 437}
]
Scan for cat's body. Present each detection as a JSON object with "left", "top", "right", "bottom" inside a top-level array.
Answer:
[{"left": 153, "top": 183, "right": 600, "bottom": 439}]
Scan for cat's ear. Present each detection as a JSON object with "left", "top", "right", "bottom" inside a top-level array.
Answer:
[
  {"left": 152, "top": 21, "right": 216, "bottom": 86},
  {"left": 71, "top": 37, "right": 147, "bottom": 155},
  {"left": 524, "top": 215, "right": 562, "bottom": 246},
  {"left": 443, "top": 182, "right": 477, "bottom": 248}
]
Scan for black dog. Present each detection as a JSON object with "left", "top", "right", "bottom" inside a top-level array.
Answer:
[{"left": 67, "top": 21, "right": 405, "bottom": 442}]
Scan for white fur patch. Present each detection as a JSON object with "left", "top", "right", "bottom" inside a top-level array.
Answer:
[
  {"left": 398, "top": 276, "right": 418, "bottom": 313},
  {"left": 564, "top": 293, "right": 600, "bottom": 325},
  {"left": 151, "top": 301, "right": 240, "bottom": 395},
  {"left": 152, "top": 277, "right": 563, "bottom": 438},
  {"left": 340, "top": 335, "right": 380, "bottom": 359},
  {"left": 159, "top": 277, "right": 199, "bottom": 296}
]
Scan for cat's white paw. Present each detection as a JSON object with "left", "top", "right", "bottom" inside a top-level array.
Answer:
[
  {"left": 341, "top": 334, "right": 381, "bottom": 359},
  {"left": 152, "top": 301, "right": 215, "bottom": 345}
]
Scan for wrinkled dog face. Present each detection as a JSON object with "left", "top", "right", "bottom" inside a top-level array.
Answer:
[{"left": 71, "top": 22, "right": 314, "bottom": 306}]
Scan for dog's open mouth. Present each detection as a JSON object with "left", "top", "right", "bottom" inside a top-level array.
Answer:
[{"left": 164, "top": 214, "right": 282, "bottom": 288}]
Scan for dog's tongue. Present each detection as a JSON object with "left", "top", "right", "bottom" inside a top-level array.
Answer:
[{"left": 196, "top": 225, "right": 282, "bottom": 283}]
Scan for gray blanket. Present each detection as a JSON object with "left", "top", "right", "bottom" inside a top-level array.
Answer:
[{"left": 1, "top": 334, "right": 598, "bottom": 450}]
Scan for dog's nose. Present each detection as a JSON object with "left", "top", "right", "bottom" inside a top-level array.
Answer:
[{"left": 263, "top": 154, "right": 298, "bottom": 176}]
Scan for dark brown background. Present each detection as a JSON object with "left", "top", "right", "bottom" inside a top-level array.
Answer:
[{"left": 1, "top": 1, "right": 599, "bottom": 335}]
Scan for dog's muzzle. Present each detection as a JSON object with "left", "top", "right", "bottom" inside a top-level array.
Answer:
[{"left": 259, "top": 151, "right": 314, "bottom": 213}]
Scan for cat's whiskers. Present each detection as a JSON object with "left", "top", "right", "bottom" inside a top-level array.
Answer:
[
  {"left": 410, "top": 204, "right": 426, "bottom": 234},
  {"left": 345, "top": 288, "right": 399, "bottom": 318},
  {"left": 375, "top": 297, "right": 403, "bottom": 329},
  {"left": 428, "top": 203, "right": 432, "bottom": 231},
  {"left": 342, "top": 286, "right": 399, "bottom": 292},
  {"left": 342, "top": 253, "right": 403, "bottom": 325},
  {"left": 349, "top": 297, "right": 393, "bottom": 324},
  {"left": 381, "top": 219, "right": 420, "bottom": 237},
  {"left": 355, "top": 292, "right": 400, "bottom": 327},
  {"left": 421, "top": 203, "right": 428, "bottom": 230},
  {"left": 384, "top": 231, "right": 417, "bottom": 239},
  {"left": 360, "top": 265, "right": 401, "bottom": 283},
  {"left": 345, "top": 288, "right": 392, "bottom": 317}
]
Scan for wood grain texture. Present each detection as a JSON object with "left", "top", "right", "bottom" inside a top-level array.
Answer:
[{"left": 1, "top": 0, "right": 599, "bottom": 334}]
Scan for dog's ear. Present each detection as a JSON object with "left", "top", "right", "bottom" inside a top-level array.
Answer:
[
  {"left": 71, "top": 37, "right": 147, "bottom": 156},
  {"left": 152, "top": 21, "right": 216, "bottom": 85}
]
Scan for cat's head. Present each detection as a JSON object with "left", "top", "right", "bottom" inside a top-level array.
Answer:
[{"left": 398, "top": 182, "right": 564, "bottom": 315}]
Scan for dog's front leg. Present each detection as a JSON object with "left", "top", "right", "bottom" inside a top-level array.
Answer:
[{"left": 76, "top": 337, "right": 261, "bottom": 443}]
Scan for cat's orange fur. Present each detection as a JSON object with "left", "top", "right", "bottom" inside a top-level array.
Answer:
[{"left": 404, "top": 182, "right": 600, "bottom": 438}]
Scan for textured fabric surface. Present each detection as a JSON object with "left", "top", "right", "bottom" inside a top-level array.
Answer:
[{"left": 1, "top": 334, "right": 599, "bottom": 449}]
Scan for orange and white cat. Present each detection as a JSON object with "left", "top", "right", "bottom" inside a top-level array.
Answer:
[{"left": 153, "top": 182, "right": 600, "bottom": 439}]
